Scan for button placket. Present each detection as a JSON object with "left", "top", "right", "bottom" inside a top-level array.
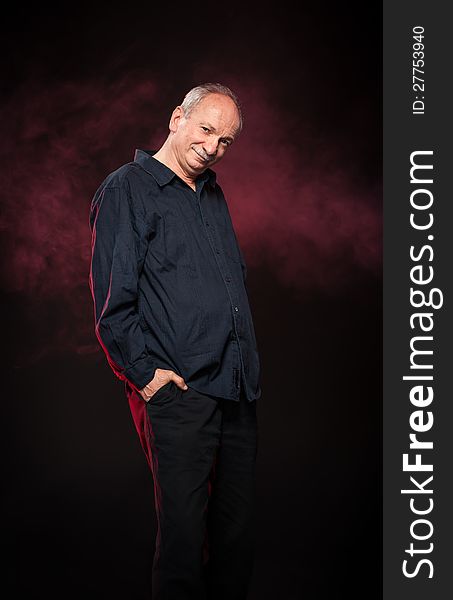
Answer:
[{"left": 196, "top": 184, "right": 247, "bottom": 398}]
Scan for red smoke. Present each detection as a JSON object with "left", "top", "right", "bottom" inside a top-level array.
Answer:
[
  {"left": 215, "top": 83, "right": 381, "bottom": 287},
  {"left": 1, "top": 74, "right": 380, "bottom": 358}
]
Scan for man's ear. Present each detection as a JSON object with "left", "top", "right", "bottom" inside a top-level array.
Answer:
[{"left": 169, "top": 106, "right": 184, "bottom": 133}]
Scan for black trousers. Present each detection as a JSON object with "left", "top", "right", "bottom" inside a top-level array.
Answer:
[{"left": 145, "top": 381, "right": 258, "bottom": 600}]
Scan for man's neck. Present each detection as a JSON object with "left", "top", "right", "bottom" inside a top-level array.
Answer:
[{"left": 153, "top": 144, "right": 197, "bottom": 191}]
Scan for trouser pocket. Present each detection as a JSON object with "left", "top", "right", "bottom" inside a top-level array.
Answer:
[{"left": 147, "top": 381, "right": 178, "bottom": 407}]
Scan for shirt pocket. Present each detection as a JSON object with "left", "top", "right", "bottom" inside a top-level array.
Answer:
[{"left": 156, "top": 214, "right": 199, "bottom": 275}]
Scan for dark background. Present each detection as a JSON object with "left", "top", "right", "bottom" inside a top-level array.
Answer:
[{"left": 1, "top": 2, "right": 382, "bottom": 598}]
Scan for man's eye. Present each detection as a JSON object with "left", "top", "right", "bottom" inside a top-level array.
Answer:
[
  {"left": 201, "top": 126, "right": 210, "bottom": 132},
  {"left": 221, "top": 139, "right": 230, "bottom": 146}
]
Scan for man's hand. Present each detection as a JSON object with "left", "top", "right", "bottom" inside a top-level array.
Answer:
[{"left": 139, "top": 368, "right": 188, "bottom": 402}]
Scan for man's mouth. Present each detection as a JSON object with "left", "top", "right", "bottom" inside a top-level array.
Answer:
[{"left": 192, "top": 148, "right": 212, "bottom": 163}]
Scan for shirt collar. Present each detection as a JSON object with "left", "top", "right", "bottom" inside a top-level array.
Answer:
[{"left": 133, "top": 149, "right": 217, "bottom": 188}]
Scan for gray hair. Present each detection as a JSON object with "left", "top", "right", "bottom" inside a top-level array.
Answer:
[{"left": 180, "top": 83, "right": 243, "bottom": 135}]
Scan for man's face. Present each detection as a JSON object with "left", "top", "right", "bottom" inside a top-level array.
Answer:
[{"left": 169, "top": 93, "right": 240, "bottom": 178}]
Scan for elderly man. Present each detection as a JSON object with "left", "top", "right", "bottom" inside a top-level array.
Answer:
[{"left": 89, "top": 83, "right": 261, "bottom": 600}]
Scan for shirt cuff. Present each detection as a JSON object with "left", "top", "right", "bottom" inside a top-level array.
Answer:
[{"left": 124, "top": 355, "right": 157, "bottom": 391}]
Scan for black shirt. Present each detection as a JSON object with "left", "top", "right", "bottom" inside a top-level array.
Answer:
[{"left": 89, "top": 149, "right": 261, "bottom": 402}]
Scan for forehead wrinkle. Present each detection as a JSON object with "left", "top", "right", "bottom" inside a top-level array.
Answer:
[{"left": 191, "top": 97, "right": 239, "bottom": 138}]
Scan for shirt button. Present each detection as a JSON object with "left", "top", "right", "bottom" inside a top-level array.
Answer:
[
  {"left": 225, "top": 277, "right": 231, "bottom": 282},
  {"left": 234, "top": 306, "right": 239, "bottom": 312}
]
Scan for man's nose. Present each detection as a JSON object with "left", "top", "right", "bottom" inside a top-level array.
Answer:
[{"left": 203, "top": 139, "right": 219, "bottom": 157}]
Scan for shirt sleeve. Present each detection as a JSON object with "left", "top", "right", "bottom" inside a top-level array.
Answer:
[{"left": 89, "top": 182, "right": 157, "bottom": 391}]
